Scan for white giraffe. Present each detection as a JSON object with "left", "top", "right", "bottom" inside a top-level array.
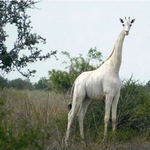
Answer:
[{"left": 65, "top": 17, "right": 135, "bottom": 146}]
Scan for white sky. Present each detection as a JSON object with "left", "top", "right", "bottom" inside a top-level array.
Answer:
[{"left": 4, "top": 0, "right": 150, "bottom": 84}]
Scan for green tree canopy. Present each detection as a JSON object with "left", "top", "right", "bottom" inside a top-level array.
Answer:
[
  {"left": 34, "top": 77, "right": 50, "bottom": 90},
  {"left": 145, "top": 80, "right": 150, "bottom": 91},
  {"left": 0, "top": 75, "right": 8, "bottom": 88},
  {"left": 7, "top": 78, "right": 33, "bottom": 90},
  {"left": 0, "top": 0, "right": 57, "bottom": 78},
  {"left": 48, "top": 47, "right": 103, "bottom": 92}
]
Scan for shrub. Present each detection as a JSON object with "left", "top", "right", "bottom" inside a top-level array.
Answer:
[
  {"left": 76, "top": 77, "right": 150, "bottom": 142},
  {"left": 117, "top": 77, "right": 150, "bottom": 132},
  {"left": 0, "top": 89, "right": 69, "bottom": 149},
  {"left": 0, "top": 79, "right": 150, "bottom": 149}
]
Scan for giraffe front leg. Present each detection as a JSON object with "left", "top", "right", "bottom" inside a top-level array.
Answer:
[
  {"left": 112, "top": 91, "right": 120, "bottom": 133},
  {"left": 103, "top": 95, "right": 113, "bottom": 142}
]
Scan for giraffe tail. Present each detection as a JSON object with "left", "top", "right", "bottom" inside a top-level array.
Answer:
[
  {"left": 67, "top": 103, "right": 72, "bottom": 110},
  {"left": 67, "top": 80, "right": 76, "bottom": 111}
]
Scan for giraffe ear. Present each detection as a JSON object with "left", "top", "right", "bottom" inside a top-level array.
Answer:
[
  {"left": 131, "top": 19, "right": 135, "bottom": 23},
  {"left": 119, "top": 18, "right": 124, "bottom": 23}
]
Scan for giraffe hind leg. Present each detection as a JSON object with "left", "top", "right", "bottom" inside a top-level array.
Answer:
[
  {"left": 65, "top": 98, "right": 80, "bottom": 146},
  {"left": 78, "top": 98, "right": 91, "bottom": 143}
]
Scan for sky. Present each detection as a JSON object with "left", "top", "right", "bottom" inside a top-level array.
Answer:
[{"left": 4, "top": 0, "right": 150, "bottom": 84}]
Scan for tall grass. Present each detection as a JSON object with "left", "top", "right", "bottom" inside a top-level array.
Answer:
[
  {"left": 0, "top": 80, "right": 150, "bottom": 150},
  {"left": 0, "top": 88, "right": 70, "bottom": 149}
]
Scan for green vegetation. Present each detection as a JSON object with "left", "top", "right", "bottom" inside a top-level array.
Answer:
[
  {"left": 1, "top": 42, "right": 150, "bottom": 149},
  {"left": 0, "top": 77, "right": 150, "bottom": 149},
  {"left": 0, "top": 89, "right": 68, "bottom": 150},
  {"left": 1, "top": 1, "right": 150, "bottom": 149},
  {"left": 48, "top": 47, "right": 103, "bottom": 92},
  {"left": 0, "top": 0, "right": 57, "bottom": 78},
  {"left": 1, "top": 46, "right": 150, "bottom": 149}
]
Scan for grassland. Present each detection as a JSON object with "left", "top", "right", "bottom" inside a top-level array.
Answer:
[{"left": 0, "top": 88, "right": 150, "bottom": 150}]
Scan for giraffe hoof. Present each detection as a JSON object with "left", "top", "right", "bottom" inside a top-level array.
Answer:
[
  {"left": 102, "top": 139, "right": 108, "bottom": 149},
  {"left": 65, "top": 139, "right": 69, "bottom": 147},
  {"left": 103, "top": 136, "right": 108, "bottom": 144}
]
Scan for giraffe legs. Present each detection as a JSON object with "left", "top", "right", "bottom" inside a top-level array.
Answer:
[
  {"left": 104, "top": 94, "right": 113, "bottom": 142},
  {"left": 65, "top": 97, "right": 91, "bottom": 146},
  {"left": 103, "top": 91, "right": 120, "bottom": 142},
  {"left": 112, "top": 91, "right": 120, "bottom": 133},
  {"left": 78, "top": 98, "right": 91, "bottom": 143},
  {"left": 65, "top": 91, "right": 120, "bottom": 146},
  {"left": 65, "top": 98, "right": 80, "bottom": 147}
]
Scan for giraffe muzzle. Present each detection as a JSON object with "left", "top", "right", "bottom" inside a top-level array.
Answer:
[{"left": 125, "top": 31, "right": 129, "bottom": 35}]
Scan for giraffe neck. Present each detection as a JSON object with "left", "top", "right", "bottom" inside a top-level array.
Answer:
[{"left": 107, "top": 29, "right": 125, "bottom": 74}]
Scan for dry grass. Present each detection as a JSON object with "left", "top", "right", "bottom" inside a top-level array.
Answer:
[
  {"left": 0, "top": 88, "right": 70, "bottom": 149},
  {"left": 0, "top": 88, "right": 150, "bottom": 150}
]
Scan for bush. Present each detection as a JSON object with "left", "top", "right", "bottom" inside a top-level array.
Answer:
[
  {"left": 0, "top": 78, "right": 150, "bottom": 149},
  {"left": 0, "top": 89, "right": 69, "bottom": 149},
  {"left": 84, "top": 100, "right": 105, "bottom": 142},
  {"left": 114, "top": 129, "right": 136, "bottom": 142},
  {"left": 7, "top": 78, "right": 34, "bottom": 90},
  {"left": 48, "top": 48, "right": 103, "bottom": 92},
  {"left": 75, "top": 77, "right": 150, "bottom": 142},
  {"left": 117, "top": 77, "right": 150, "bottom": 133}
]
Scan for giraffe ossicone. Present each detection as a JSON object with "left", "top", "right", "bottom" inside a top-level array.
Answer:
[{"left": 65, "top": 17, "right": 135, "bottom": 147}]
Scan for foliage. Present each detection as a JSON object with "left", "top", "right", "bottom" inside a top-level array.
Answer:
[
  {"left": 0, "top": 0, "right": 57, "bottom": 78},
  {"left": 0, "top": 75, "right": 8, "bottom": 88},
  {"left": 83, "top": 100, "right": 105, "bottom": 142},
  {"left": 34, "top": 77, "right": 50, "bottom": 90},
  {"left": 0, "top": 84, "right": 150, "bottom": 149},
  {"left": 61, "top": 47, "right": 102, "bottom": 82},
  {"left": 145, "top": 80, "right": 150, "bottom": 91},
  {"left": 7, "top": 78, "right": 33, "bottom": 90},
  {"left": 114, "top": 129, "right": 136, "bottom": 142},
  {"left": 0, "top": 98, "right": 47, "bottom": 150},
  {"left": 73, "top": 77, "right": 150, "bottom": 142},
  {"left": 48, "top": 47, "right": 103, "bottom": 92},
  {"left": 0, "top": 76, "right": 52, "bottom": 90},
  {"left": 0, "top": 89, "right": 68, "bottom": 150},
  {"left": 117, "top": 77, "right": 150, "bottom": 132},
  {"left": 49, "top": 69, "right": 71, "bottom": 92}
]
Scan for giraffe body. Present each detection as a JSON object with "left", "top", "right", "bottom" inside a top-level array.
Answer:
[{"left": 65, "top": 17, "right": 135, "bottom": 146}]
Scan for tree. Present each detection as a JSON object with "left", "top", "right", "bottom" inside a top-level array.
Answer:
[
  {"left": 0, "top": 75, "right": 8, "bottom": 88},
  {"left": 34, "top": 77, "right": 50, "bottom": 90},
  {"left": 145, "top": 80, "right": 150, "bottom": 91},
  {"left": 117, "top": 77, "right": 149, "bottom": 131},
  {"left": 48, "top": 47, "right": 103, "bottom": 92},
  {"left": 0, "top": 0, "right": 57, "bottom": 78},
  {"left": 83, "top": 77, "right": 150, "bottom": 141},
  {"left": 49, "top": 69, "right": 71, "bottom": 92},
  {"left": 8, "top": 78, "right": 33, "bottom": 90},
  {"left": 61, "top": 47, "right": 102, "bottom": 84}
]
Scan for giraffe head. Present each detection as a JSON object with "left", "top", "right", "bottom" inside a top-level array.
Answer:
[{"left": 119, "top": 17, "right": 135, "bottom": 35}]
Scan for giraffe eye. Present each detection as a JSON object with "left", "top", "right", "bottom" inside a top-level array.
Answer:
[{"left": 122, "top": 24, "right": 124, "bottom": 26}]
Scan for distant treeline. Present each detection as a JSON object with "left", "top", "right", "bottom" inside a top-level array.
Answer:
[
  {"left": 0, "top": 76, "right": 50, "bottom": 91},
  {"left": 1, "top": 48, "right": 150, "bottom": 92},
  {"left": 1, "top": 75, "right": 150, "bottom": 92}
]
